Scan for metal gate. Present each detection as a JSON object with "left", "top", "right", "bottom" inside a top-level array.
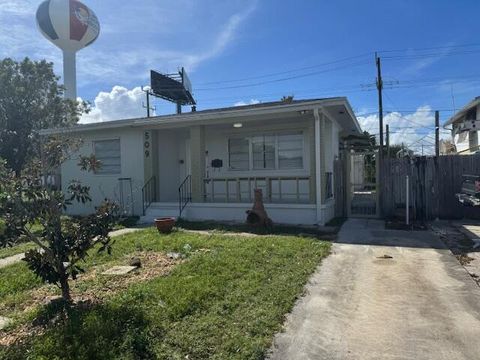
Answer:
[{"left": 347, "top": 151, "right": 379, "bottom": 218}]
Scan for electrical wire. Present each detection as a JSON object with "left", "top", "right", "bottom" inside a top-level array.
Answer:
[
  {"left": 196, "top": 52, "right": 373, "bottom": 86},
  {"left": 195, "top": 60, "right": 371, "bottom": 91}
]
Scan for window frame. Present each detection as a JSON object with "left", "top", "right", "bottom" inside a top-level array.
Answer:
[
  {"left": 92, "top": 138, "right": 122, "bottom": 175},
  {"left": 228, "top": 131, "right": 305, "bottom": 171}
]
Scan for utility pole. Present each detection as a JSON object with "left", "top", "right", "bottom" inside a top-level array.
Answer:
[
  {"left": 435, "top": 110, "right": 440, "bottom": 157},
  {"left": 376, "top": 52, "right": 384, "bottom": 217},
  {"left": 376, "top": 53, "right": 384, "bottom": 157},
  {"left": 142, "top": 87, "right": 155, "bottom": 118},
  {"left": 386, "top": 124, "right": 390, "bottom": 158}
]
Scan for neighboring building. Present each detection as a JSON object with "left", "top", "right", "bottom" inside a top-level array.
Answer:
[
  {"left": 41, "top": 98, "right": 361, "bottom": 226},
  {"left": 444, "top": 96, "right": 480, "bottom": 154}
]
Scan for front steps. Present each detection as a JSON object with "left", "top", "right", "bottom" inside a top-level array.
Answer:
[{"left": 139, "top": 202, "right": 179, "bottom": 224}]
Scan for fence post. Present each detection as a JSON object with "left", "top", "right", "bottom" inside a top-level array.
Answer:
[{"left": 406, "top": 175, "right": 410, "bottom": 225}]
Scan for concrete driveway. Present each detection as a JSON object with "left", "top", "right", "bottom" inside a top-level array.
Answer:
[{"left": 270, "top": 219, "right": 480, "bottom": 360}]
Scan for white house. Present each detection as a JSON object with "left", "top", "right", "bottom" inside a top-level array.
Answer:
[
  {"left": 444, "top": 96, "right": 480, "bottom": 154},
  {"left": 41, "top": 98, "right": 362, "bottom": 226}
]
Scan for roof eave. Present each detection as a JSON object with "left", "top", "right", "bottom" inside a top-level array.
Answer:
[
  {"left": 39, "top": 97, "right": 358, "bottom": 135},
  {"left": 444, "top": 97, "right": 480, "bottom": 127}
]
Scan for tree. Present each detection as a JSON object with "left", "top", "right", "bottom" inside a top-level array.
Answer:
[
  {"left": 280, "top": 95, "right": 294, "bottom": 103},
  {"left": 0, "top": 137, "right": 118, "bottom": 303},
  {"left": 0, "top": 58, "right": 85, "bottom": 175}
]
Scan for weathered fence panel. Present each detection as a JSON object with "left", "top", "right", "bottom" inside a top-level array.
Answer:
[{"left": 380, "top": 155, "right": 480, "bottom": 220}]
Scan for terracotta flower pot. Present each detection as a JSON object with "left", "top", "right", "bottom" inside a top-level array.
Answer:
[{"left": 154, "top": 217, "right": 176, "bottom": 234}]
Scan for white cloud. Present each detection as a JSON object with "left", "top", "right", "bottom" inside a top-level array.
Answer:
[
  {"left": 79, "top": 86, "right": 150, "bottom": 124},
  {"left": 234, "top": 99, "right": 260, "bottom": 106},
  {"left": 357, "top": 106, "right": 450, "bottom": 155}
]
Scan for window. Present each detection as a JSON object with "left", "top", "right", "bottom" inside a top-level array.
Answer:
[
  {"left": 228, "top": 138, "right": 249, "bottom": 170},
  {"left": 252, "top": 135, "right": 275, "bottom": 169},
  {"left": 278, "top": 133, "right": 304, "bottom": 169},
  {"left": 228, "top": 132, "right": 304, "bottom": 171},
  {"left": 93, "top": 139, "right": 121, "bottom": 174}
]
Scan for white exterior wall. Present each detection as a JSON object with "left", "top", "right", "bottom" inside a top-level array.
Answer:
[{"left": 61, "top": 128, "right": 145, "bottom": 216}]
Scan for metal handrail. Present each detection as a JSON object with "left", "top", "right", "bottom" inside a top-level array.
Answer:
[
  {"left": 142, "top": 176, "right": 156, "bottom": 215},
  {"left": 178, "top": 175, "right": 192, "bottom": 218}
]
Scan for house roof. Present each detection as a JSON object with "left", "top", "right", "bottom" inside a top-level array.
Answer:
[
  {"left": 444, "top": 96, "right": 480, "bottom": 127},
  {"left": 40, "top": 97, "right": 362, "bottom": 135}
]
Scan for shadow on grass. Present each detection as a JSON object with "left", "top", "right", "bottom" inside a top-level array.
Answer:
[
  {"left": 176, "top": 219, "right": 339, "bottom": 238},
  {"left": 2, "top": 301, "right": 158, "bottom": 360}
]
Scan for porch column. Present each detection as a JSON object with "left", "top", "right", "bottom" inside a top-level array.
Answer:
[
  {"left": 309, "top": 121, "right": 316, "bottom": 204},
  {"left": 314, "top": 108, "right": 324, "bottom": 224},
  {"left": 190, "top": 125, "right": 205, "bottom": 202}
]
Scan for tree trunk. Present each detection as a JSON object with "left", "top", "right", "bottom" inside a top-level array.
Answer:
[
  {"left": 59, "top": 274, "right": 71, "bottom": 303},
  {"left": 58, "top": 263, "right": 72, "bottom": 304}
]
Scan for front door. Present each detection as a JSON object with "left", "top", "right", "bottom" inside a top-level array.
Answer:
[{"left": 179, "top": 138, "right": 191, "bottom": 183}]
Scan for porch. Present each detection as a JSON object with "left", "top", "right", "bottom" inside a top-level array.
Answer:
[{"left": 140, "top": 108, "right": 338, "bottom": 225}]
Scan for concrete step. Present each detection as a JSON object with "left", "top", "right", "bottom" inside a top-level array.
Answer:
[{"left": 140, "top": 203, "right": 180, "bottom": 224}]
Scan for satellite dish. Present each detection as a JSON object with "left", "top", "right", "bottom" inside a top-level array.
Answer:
[{"left": 36, "top": 0, "right": 100, "bottom": 100}]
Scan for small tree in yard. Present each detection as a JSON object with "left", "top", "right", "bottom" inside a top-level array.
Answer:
[{"left": 0, "top": 138, "right": 118, "bottom": 303}]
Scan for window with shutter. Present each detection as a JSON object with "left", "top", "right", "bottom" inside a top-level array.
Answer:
[{"left": 93, "top": 139, "right": 121, "bottom": 175}]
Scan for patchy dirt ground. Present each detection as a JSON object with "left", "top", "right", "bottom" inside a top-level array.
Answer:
[
  {"left": 430, "top": 221, "right": 480, "bottom": 287},
  {"left": 0, "top": 251, "right": 181, "bottom": 346}
]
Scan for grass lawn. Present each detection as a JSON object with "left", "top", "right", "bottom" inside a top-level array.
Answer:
[
  {"left": 0, "top": 227, "right": 330, "bottom": 360},
  {"left": 0, "top": 221, "right": 43, "bottom": 260},
  {"left": 0, "top": 242, "right": 36, "bottom": 260}
]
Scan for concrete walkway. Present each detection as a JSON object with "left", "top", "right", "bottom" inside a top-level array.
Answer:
[
  {"left": 270, "top": 219, "right": 480, "bottom": 360},
  {"left": 0, "top": 227, "right": 144, "bottom": 270}
]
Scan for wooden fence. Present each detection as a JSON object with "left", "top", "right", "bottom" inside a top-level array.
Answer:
[{"left": 380, "top": 155, "right": 480, "bottom": 220}]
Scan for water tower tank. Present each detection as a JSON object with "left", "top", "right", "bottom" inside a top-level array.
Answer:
[{"left": 36, "top": 0, "right": 100, "bottom": 100}]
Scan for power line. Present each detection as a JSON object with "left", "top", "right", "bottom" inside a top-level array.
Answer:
[
  {"left": 197, "top": 53, "right": 373, "bottom": 86},
  {"left": 382, "top": 49, "right": 480, "bottom": 60},
  {"left": 196, "top": 44, "right": 480, "bottom": 88},
  {"left": 377, "top": 43, "right": 480, "bottom": 54},
  {"left": 196, "top": 60, "right": 370, "bottom": 91}
]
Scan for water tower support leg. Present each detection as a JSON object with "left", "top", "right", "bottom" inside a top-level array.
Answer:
[{"left": 63, "top": 50, "right": 77, "bottom": 100}]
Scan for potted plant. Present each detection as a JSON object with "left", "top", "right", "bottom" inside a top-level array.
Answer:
[{"left": 154, "top": 217, "right": 176, "bottom": 233}]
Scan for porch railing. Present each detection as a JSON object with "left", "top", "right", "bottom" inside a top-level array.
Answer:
[
  {"left": 178, "top": 175, "right": 192, "bottom": 218},
  {"left": 142, "top": 176, "right": 156, "bottom": 215},
  {"left": 203, "top": 176, "right": 311, "bottom": 204}
]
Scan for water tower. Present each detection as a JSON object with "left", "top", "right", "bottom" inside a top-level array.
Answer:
[{"left": 36, "top": 0, "right": 100, "bottom": 100}]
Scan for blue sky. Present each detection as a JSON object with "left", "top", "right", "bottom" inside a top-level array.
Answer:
[{"left": 2, "top": 0, "right": 480, "bottom": 153}]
